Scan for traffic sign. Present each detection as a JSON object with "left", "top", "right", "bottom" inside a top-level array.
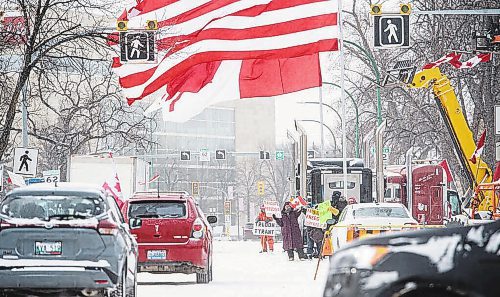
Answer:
[
  {"left": 199, "top": 149, "right": 210, "bottom": 162},
  {"left": 374, "top": 15, "right": 410, "bottom": 49},
  {"left": 495, "top": 105, "right": 500, "bottom": 135},
  {"left": 216, "top": 149, "right": 226, "bottom": 160},
  {"left": 259, "top": 151, "right": 270, "bottom": 160},
  {"left": 13, "top": 147, "right": 39, "bottom": 177},
  {"left": 119, "top": 31, "right": 156, "bottom": 63},
  {"left": 180, "top": 151, "right": 191, "bottom": 161},
  {"left": 25, "top": 177, "right": 45, "bottom": 185},
  {"left": 192, "top": 182, "right": 199, "bottom": 196},
  {"left": 275, "top": 151, "right": 285, "bottom": 160},
  {"left": 43, "top": 169, "right": 60, "bottom": 183},
  {"left": 224, "top": 201, "right": 231, "bottom": 214},
  {"left": 257, "top": 181, "right": 265, "bottom": 196}
]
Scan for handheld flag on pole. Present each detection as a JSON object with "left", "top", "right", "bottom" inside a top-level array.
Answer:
[{"left": 470, "top": 130, "right": 486, "bottom": 165}]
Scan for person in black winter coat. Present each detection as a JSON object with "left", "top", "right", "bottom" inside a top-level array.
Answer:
[{"left": 273, "top": 202, "right": 306, "bottom": 261}]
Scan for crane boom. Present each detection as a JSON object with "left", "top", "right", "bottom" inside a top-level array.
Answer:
[{"left": 408, "top": 67, "right": 495, "bottom": 211}]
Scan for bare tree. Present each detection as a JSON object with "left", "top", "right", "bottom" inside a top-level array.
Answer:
[
  {"left": 236, "top": 158, "right": 262, "bottom": 222},
  {"left": 0, "top": 0, "right": 117, "bottom": 159}
]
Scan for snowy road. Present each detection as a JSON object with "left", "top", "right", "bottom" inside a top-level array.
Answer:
[{"left": 137, "top": 240, "right": 329, "bottom": 297}]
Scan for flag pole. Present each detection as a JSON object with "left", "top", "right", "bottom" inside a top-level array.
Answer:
[{"left": 337, "top": 0, "right": 348, "bottom": 198}]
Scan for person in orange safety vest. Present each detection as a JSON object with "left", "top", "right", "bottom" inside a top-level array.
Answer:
[{"left": 255, "top": 205, "right": 274, "bottom": 253}]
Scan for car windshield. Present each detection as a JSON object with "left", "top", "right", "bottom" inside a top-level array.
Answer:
[
  {"left": 0, "top": 195, "right": 106, "bottom": 221},
  {"left": 129, "top": 201, "right": 186, "bottom": 218},
  {"left": 353, "top": 206, "right": 409, "bottom": 219}
]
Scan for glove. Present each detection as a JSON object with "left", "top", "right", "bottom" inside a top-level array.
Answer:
[{"left": 328, "top": 206, "right": 340, "bottom": 216}]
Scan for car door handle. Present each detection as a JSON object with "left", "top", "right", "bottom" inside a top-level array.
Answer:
[{"left": 154, "top": 234, "right": 161, "bottom": 238}]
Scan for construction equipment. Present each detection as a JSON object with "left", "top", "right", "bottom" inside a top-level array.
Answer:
[{"left": 407, "top": 67, "right": 496, "bottom": 222}]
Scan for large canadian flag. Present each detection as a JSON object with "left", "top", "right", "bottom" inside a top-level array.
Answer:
[{"left": 110, "top": 0, "right": 339, "bottom": 121}]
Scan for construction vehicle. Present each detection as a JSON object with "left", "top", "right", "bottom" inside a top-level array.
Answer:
[{"left": 407, "top": 67, "right": 497, "bottom": 224}]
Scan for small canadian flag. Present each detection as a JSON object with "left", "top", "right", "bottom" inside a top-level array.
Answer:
[
  {"left": 289, "top": 196, "right": 307, "bottom": 209},
  {"left": 470, "top": 129, "right": 486, "bottom": 164}
]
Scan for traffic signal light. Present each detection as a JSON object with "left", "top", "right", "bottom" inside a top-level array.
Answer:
[
  {"left": 192, "top": 182, "right": 199, "bottom": 196},
  {"left": 257, "top": 181, "right": 265, "bottom": 196},
  {"left": 259, "top": 151, "right": 270, "bottom": 160},
  {"left": 370, "top": 4, "right": 382, "bottom": 15},
  {"left": 400, "top": 4, "right": 411, "bottom": 15},
  {"left": 146, "top": 20, "right": 158, "bottom": 30},
  {"left": 116, "top": 20, "right": 128, "bottom": 31}
]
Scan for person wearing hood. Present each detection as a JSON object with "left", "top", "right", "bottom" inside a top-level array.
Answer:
[
  {"left": 255, "top": 205, "right": 274, "bottom": 253},
  {"left": 273, "top": 202, "right": 306, "bottom": 261}
]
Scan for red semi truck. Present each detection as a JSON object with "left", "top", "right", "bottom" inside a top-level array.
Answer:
[{"left": 384, "top": 164, "right": 460, "bottom": 225}]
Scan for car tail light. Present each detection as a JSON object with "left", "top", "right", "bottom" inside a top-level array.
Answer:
[
  {"left": 0, "top": 220, "right": 13, "bottom": 230},
  {"left": 191, "top": 218, "right": 204, "bottom": 239},
  {"left": 97, "top": 219, "right": 118, "bottom": 236}
]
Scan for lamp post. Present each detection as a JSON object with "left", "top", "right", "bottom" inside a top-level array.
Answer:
[
  {"left": 344, "top": 40, "right": 381, "bottom": 126},
  {"left": 296, "top": 119, "right": 338, "bottom": 153},
  {"left": 321, "top": 82, "right": 360, "bottom": 158}
]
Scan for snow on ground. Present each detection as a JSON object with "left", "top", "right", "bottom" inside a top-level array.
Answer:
[{"left": 138, "top": 240, "right": 329, "bottom": 297}]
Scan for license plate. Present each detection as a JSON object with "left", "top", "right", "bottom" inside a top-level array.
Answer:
[
  {"left": 147, "top": 250, "right": 167, "bottom": 260},
  {"left": 35, "top": 241, "right": 62, "bottom": 255}
]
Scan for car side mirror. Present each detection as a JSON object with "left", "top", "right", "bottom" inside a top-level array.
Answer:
[
  {"left": 207, "top": 215, "right": 217, "bottom": 224},
  {"left": 129, "top": 218, "right": 142, "bottom": 229}
]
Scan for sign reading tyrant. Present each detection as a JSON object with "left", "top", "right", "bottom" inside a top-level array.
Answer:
[{"left": 252, "top": 221, "right": 278, "bottom": 236}]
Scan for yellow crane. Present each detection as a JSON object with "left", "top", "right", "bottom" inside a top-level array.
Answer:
[{"left": 408, "top": 67, "right": 496, "bottom": 215}]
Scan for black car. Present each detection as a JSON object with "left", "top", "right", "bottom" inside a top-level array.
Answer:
[
  {"left": 323, "top": 220, "right": 500, "bottom": 297},
  {"left": 0, "top": 183, "right": 138, "bottom": 297}
]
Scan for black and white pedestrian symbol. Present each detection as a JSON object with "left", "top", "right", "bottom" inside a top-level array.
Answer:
[
  {"left": 374, "top": 15, "right": 410, "bottom": 49},
  {"left": 385, "top": 20, "right": 399, "bottom": 43},
  {"left": 216, "top": 150, "right": 226, "bottom": 160},
  {"left": 119, "top": 31, "right": 156, "bottom": 63},
  {"left": 180, "top": 151, "right": 191, "bottom": 161},
  {"left": 130, "top": 36, "right": 145, "bottom": 59},
  {"left": 13, "top": 147, "right": 39, "bottom": 177}
]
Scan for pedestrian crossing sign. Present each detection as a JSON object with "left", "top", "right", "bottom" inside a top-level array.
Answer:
[{"left": 13, "top": 147, "right": 39, "bottom": 177}]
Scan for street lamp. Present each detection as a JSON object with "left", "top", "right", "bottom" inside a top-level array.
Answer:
[
  {"left": 344, "top": 40, "right": 382, "bottom": 126},
  {"left": 321, "top": 82, "right": 360, "bottom": 158},
  {"left": 295, "top": 119, "right": 338, "bottom": 153}
]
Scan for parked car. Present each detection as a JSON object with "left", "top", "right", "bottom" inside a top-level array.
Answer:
[
  {"left": 121, "top": 191, "right": 217, "bottom": 283},
  {"left": 243, "top": 222, "right": 259, "bottom": 241},
  {"left": 0, "top": 183, "right": 138, "bottom": 297},
  {"left": 323, "top": 219, "right": 500, "bottom": 297},
  {"left": 330, "top": 203, "right": 418, "bottom": 250}
]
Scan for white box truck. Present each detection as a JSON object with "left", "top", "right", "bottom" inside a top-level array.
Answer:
[{"left": 68, "top": 155, "right": 149, "bottom": 200}]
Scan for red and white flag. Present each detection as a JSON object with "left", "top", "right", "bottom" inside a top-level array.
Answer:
[
  {"left": 289, "top": 195, "right": 307, "bottom": 209},
  {"left": 111, "top": 0, "right": 338, "bottom": 121},
  {"left": 139, "top": 173, "right": 160, "bottom": 185},
  {"left": 470, "top": 130, "right": 486, "bottom": 165},
  {"left": 457, "top": 53, "right": 492, "bottom": 69},
  {"left": 423, "top": 52, "right": 462, "bottom": 69},
  {"left": 438, "top": 159, "right": 454, "bottom": 183},
  {"left": 101, "top": 152, "right": 124, "bottom": 208},
  {"left": 423, "top": 52, "right": 491, "bottom": 70}
]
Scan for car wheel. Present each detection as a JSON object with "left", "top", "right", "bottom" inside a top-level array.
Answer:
[
  {"left": 196, "top": 261, "right": 209, "bottom": 284},
  {"left": 111, "top": 268, "right": 127, "bottom": 297}
]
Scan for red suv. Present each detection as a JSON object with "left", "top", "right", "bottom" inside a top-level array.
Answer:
[{"left": 121, "top": 191, "right": 217, "bottom": 283}]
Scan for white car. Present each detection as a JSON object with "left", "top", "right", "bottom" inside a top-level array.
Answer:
[{"left": 330, "top": 203, "right": 418, "bottom": 250}]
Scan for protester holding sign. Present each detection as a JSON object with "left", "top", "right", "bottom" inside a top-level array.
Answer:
[
  {"left": 273, "top": 202, "right": 306, "bottom": 261},
  {"left": 255, "top": 205, "right": 274, "bottom": 253}
]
